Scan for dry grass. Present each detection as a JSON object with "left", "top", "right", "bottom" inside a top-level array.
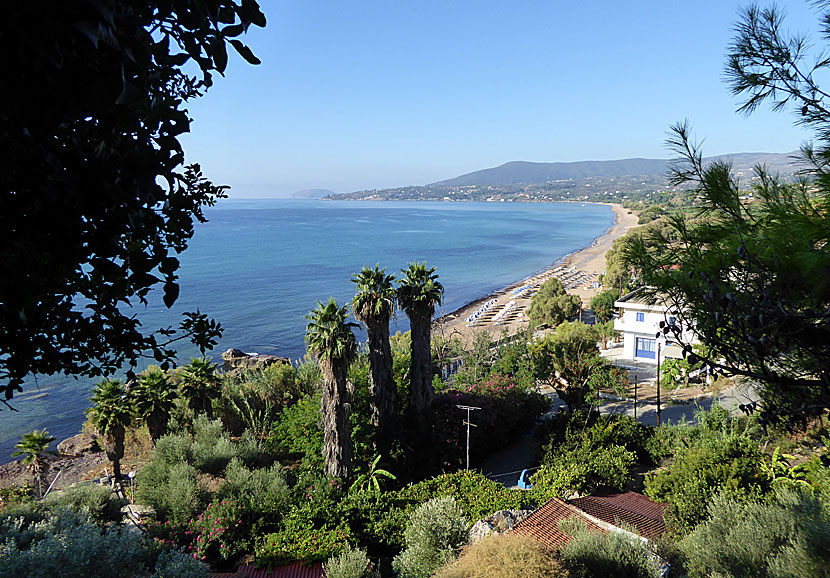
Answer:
[{"left": 435, "top": 534, "right": 568, "bottom": 578}]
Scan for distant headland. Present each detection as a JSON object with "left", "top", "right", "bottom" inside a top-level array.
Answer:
[{"left": 324, "top": 151, "right": 802, "bottom": 203}]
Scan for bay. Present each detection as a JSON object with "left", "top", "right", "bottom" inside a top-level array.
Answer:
[{"left": 0, "top": 199, "right": 613, "bottom": 461}]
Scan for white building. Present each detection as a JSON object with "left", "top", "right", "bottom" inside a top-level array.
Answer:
[{"left": 613, "top": 290, "right": 697, "bottom": 364}]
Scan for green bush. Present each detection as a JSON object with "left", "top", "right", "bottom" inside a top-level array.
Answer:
[
  {"left": 679, "top": 489, "right": 830, "bottom": 578},
  {"left": 324, "top": 543, "right": 377, "bottom": 578},
  {"left": 560, "top": 518, "right": 660, "bottom": 578},
  {"left": 137, "top": 460, "right": 204, "bottom": 524},
  {"left": 218, "top": 458, "right": 289, "bottom": 525},
  {"left": 0, "top": 509, "right": 206, "bottom": 578},
  {"left": 41, "top": 483, "right": 123, "bottom": 525},
  {"left": 531, "top": 445, "right": 636, "bottom": 501},
  {"left": 255, "top": 521, "right": 351, "bottom": 567},
  {"left": 395, "top": 470, "right": 536, "bottom": 522},
  {"left": 644, "top": 431, "right": 766, "bottom": 535},
  {"left": 540, "top": 412, "right": 651, "bottom": 465},
  {"left": 0, "top": 486, "right": 34, "bottom": 511},
  {"left": 189, "top": 499, "right": 246, "bottom": 563},
  {"left": 152, "top": 549, "right": 209, "bottom": 578},
  {"left": 393, "top": 496, "right": 469, "bottom": 578},
  {"left": 271, "top": 392, "right": 324, "bottom": 466},
  {"left": 335, "top": 491, "right": 411, "bottom": 557}
]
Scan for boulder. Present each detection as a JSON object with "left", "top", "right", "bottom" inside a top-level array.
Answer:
[
  {"left": 220, "top": 348, "right": 290, "bottom": 374},
  {"left": 57, "top": 433, "right": 100, "bottom": 457},
  {"left": 469, "top": 509, "right": 535, "bottom": 543}
]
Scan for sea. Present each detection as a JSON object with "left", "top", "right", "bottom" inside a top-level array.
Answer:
[{"left": 0, "top": 199, "right": 613, "bottom": 462}]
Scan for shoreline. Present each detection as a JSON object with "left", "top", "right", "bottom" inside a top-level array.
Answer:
[{"left": 434, "top": 203, "right": 639, "bottom": 345}]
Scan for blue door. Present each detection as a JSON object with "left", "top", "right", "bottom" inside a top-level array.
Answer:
[{"left": 636, "top": 337, "right": 656, "bottom": 359}]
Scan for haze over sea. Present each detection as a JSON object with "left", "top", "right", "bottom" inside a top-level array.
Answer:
[{"left": 0, "top": 199, "right": 613, "bottom": 461}]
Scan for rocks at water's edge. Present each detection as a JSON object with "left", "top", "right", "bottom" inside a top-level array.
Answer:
[
  {"left": 57, "top": 433, "right": 100, "bottom": 457},
  {"left": 220, "top": 348, "right": 290, "bottom": 375}
]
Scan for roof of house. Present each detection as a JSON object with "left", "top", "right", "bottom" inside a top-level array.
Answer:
[
  {"left": 512, "top": 497, "right": 607, "bottom": 549},
  {"left": 212, "top": 562, "right": 325, "bottom": 578},
  {"left": 569, "top": 490, "right": 667, "bottom": 541}
]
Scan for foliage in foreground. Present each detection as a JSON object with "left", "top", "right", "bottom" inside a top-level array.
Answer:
[
  {"left": 324, "top": 543, "right": 378, "bottom": 578},
  {"left": 559, "top": 518, "right": 660, "bottom": 578},
  {"left": 0, "top": 507, "right": 205, "bottom": 578},
  {"left": 436, "top": 533, "right": 567, "bottom": 578},
  {"left": 644, "top": 406, "right": 767, "bottom": 535},
  {"left": 678, "top": 489, "right": 830, "bottom": 578},
  {"left": 530, "top": 413, "right": 650, "bottom": 500},
  {"left": 393, "top": 496, "right": 469, "bottom": 578}
]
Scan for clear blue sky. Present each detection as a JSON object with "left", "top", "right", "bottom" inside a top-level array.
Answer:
[{"left": 179, "top": 0, "right": 822, "bottom": 197}]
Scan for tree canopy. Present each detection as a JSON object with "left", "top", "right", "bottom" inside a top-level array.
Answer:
[
  {"left": 0, "top": 1, "right": 265, "bottom": 402},
  {"left": 527, "top": 278, "right": 581, "bottom": 327},
  {"left": 626, "top": 2, "right": 830, "bottom": 426}
]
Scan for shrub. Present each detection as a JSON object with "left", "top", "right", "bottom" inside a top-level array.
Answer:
[
  {"left": 151, "top": 549, "right": 209, "bottom": 578},
  {"left": 428, "top": 381, "right": 549, "bottom": 473},
  {"left": 0, "top": 508, "right": 206, "bottom": 578},
  {"left": 335, "top": 491, "right": 411, "bottom": 557},
  {"left": 271, "top": 392, "right": 324, "bottom": 466},
  {"left": 678, "top": 489, "right": 830, "bottom": 578},
  {"left": 395, "top": 470, "right": 536, "bottom": 522},
  {"left": 560, "top": 518, "right": 660, "bottom": 578},
  {"left": 137, "top": 460, "right": 203, "bottom": 524},
  {"left": 219, "top": 458, "right": 289, "bottom": 517},
  {"left": 393, "top": 496, "right": 469, "bottom": 578},
  {"left": 189, "top": 499, "right": 245, "bottom": 563},
  {"left": 435, "top": 533, "right": 567, "bottom": 578},
  {"left": 41, "top": 483, "right": 123, "bottom": 525},
  {"left": 644, "top": 432, "right": 766, "bottom": 535},
  {"left": 0, "top": 486, "right": 34, "bottom": 511},
  {"left": 530, "top": 445, "right": 636, "bottom": 501},
  {"left": 0, "top": 519, "right": 150, "bottom": 578},
  {"left": 255, "top": 522, "right": 351, "bottom": 567},
  {"left": 324, "top": 543, "right": 377, "bottom": 578}
]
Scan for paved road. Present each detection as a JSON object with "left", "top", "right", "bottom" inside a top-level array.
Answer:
[{"left": 480, "top": 381, "right": 760, "bottom": 487}]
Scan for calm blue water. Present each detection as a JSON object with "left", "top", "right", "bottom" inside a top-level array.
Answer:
[{"left": 0, "top": 199, "right": 612, "bottom": 461}]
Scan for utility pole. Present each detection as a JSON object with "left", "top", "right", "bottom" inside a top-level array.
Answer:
[
  {"left": 634, "top": 368, "right": 638, "bottom": 421},
  {"left": 656, "top": 343, "right": 662, "bottom": 425},
  {"left": 457, "top": 405, "right": 481, "bottom": 470}
]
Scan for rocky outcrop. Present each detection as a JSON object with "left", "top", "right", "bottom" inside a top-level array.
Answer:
[
  {"left": 57, "top": 433, "right": 100, "bottom": 457},
  {"left": 220, "top": 348, "right": 290, "bottom": 375},
  {"left": 469, "top": 509, "right": 535, "bottom": 543}
]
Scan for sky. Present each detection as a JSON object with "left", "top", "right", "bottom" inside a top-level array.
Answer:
[{"left": 179, "top": 0, "right": 823, "bottom": 197}]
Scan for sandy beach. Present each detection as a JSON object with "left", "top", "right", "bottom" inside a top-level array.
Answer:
[{"left": 433, "top": 203, "right": 640, "bottom": 346}]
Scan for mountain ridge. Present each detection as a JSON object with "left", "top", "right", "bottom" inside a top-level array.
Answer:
[{"left": 430, "top": 151, "right": 803, "bottom": 187}]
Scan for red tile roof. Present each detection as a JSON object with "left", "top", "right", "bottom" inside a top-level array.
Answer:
[
  {"left": 512, "top": 497, "right": 607, "bottom": 549},
  {"left": 211, "top": 562, "right": 324, "bottom": 578},
  {"left": 569, "top": 490, "right": 667, "bottom": 540}
]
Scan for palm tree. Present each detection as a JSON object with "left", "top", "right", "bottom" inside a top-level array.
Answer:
[
  {"left": 134, "top": 368, "right": 178, "bottom": 444},
  {"left": 180, "top": 357, "right": 221, "bottom": 418},
  {"left": 12, "top": 429, "right": 55, "bottom": 498},
  {"left": 86, "top": 379, "right": 133, "bottom": 480},
  {"left": 397, "top": 262, "right": 444, "bottom": 413},
  {"left": 306, "top": 298, "right": 358, "bottom": 479},
  {"left": 352, "top": 264, "right": 398, "bottom": 432}
]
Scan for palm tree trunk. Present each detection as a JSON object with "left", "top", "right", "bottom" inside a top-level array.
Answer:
[
  {"left": 105, "top": 425, "right": 125, "bottom": 480},
  {"left": 146, "top": 411, "right": 168, "bottom": 445},
  {"left": 409, "top": 310, "right": 434, "bottom": 413},
  {"left": 320, "top": 359, "right": 353, "bottom": 479},
  {"left": 366, "top": 318, "right": 397, "bottom": 430},
  {"left": 32, "top": 456, "right": 44, "bottom": 499}
]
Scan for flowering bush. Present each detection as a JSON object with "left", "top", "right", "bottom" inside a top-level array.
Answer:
[
  {"left": 149, "top": 499, "right": 245, "bottom": 567},
  {"left": 255, "top": 522, "right": 351, "bottom": 567},
  {"left": 428, "top": 373, "right": 549, "bottom": 472}
]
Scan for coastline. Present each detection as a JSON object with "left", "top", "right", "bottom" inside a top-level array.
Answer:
[{"left": 434, "top": 203, "right": 639, "bottom": 345}]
